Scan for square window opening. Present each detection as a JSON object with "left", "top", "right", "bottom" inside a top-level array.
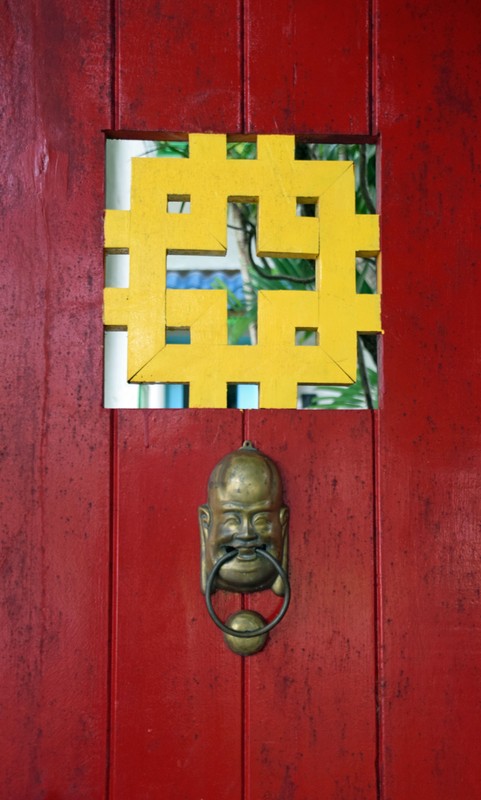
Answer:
[{"left": 104, "top": 137, "right": 379, "bottom": 410}]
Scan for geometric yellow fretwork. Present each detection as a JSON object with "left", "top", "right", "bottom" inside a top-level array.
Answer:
[{"left": 104, "top": 134, "right": 382, "bottom": 408}]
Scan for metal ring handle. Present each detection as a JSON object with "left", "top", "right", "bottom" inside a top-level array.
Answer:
[{"left": 205, "top": 549, "right": 290, "bottom": 638}]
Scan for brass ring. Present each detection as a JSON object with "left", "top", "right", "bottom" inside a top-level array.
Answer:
[{"left": 205, "top": 549, "right": 290, "bottom": 638}]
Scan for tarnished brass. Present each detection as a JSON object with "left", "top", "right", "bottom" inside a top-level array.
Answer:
[
  {"left": 223, "top": 611, "right": 268, "bottom": 656},
  {"left": 199, "top": 441, "right": 290, "bottom": 655},
  {"left": 199, "top": 441, "right": 289, "bottom": 594}
]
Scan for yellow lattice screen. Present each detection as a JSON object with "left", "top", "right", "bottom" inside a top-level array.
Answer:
[{"left": 104, "top": 134, "right": 381, "bottom": 408}]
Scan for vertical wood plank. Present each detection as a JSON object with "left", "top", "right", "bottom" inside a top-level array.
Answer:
[
  {"left": 117, "top": 0, "right": 243, "bottom": 132},
  {"left": 376, "top": 2, "right": 481, "bottom": 796},
  {"left": 0, "top": 0, "right": 111, "bottom": 796},
  {"left": 112, "top": 4, "right": 246, "bottom": 798},
  {"left": 110, "top": 410, "right": 244, "bottom": 799},
  {"left": 244, "top": 411, "right": 377, "bottom": 799},
  {"left": 245, "top": 0, "right": 372, "bottom": 135}
]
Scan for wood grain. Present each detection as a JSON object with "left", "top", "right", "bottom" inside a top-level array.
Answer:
[
  {"left": 375, "top": 2, "right": 481, "bottom": 796},
  {"left": 0, "top": 1, "right": 111, "bottom": 796}
]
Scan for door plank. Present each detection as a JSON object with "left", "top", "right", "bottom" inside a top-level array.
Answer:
[
  {"left": 244, "top": 411, "right": 377, "bottom": 799},
  {"left": 375, "top": 3, "right": 481, "bottom": 796},
  {"left": 110, "top": 410, "right": 244, "bottom": 799},
  {"left": 245, "top": 0, "right": 372, "bottom": 135},
  {"left": 0, "top": 1, "right": 111, "bottom": 796},
  {"left": 117, "top": 0, "right": 243, "bottom": 133}
]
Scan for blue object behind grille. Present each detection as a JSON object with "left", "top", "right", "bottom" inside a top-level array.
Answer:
[{"left": 166, "top": 270, "right": 244, "bottom": 300}]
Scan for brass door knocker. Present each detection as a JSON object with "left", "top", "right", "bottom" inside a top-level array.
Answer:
[{"left": 199, "top": 441, "right": 290, "bottom": 655}]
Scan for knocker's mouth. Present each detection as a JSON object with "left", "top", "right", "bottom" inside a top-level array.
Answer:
[{"left": 225, "top": 544, "right": 267, "bottom": 561}]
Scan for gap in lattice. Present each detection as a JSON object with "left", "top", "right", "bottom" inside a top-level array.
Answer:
[
  {"left": 166, "top": 327, "right": 190, "bottom": 344},
  {"left": 227, "top": 140, "right": 257, "bottom": 160},
  {"left": 356, "top": 256, "right": 378, "bottom": 294},
  {"left": 105, "top": 253, "right": 129, "bottom": 289},
  {"left": 227, "top": 384, "right": 259, "bottom": 409},
  {"left": 295, "top": 328, "right": 319, "bottom": 346},
  {"left": 167, "top": 195, "right": 190, "bottom": 213},
  {"left": 296, "top": 201, "right": 317, "bottom": 217}
]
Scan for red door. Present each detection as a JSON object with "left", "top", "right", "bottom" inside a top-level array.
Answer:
[{"left": 2, "top": 3, "right": 481, "bottom": 799}]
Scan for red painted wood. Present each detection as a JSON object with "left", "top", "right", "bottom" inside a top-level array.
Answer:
[
  {"left": 6, "top": 3, "right": 480, "bottom": 798},
  {"left": 0, "top": 1, "right": 111, "bottom": 796},
  {"left": 117, "top": 0, "right": 242, "bottom": 133},
  {"left": 244, "top": 411, "right": 377, "bottom": 798},
  {"left": 245, "top": 0, "right": 371, "bottom": 135},
  {"left": 375, "top": 2, "right": 481, "bottom": 797},
  {"left": 110, "top": 410, "right": 244, "bottom": 799}
]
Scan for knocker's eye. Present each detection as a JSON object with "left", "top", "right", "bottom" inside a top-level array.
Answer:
[
  {"left": 222, "top": 514, "right": 240, "bottom": 528},
  {"left": 252, "top": 513, "right": 271, "bottom": 533}
]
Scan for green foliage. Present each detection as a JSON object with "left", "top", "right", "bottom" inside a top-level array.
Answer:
[
  {"left": 227, "top": 140, "right": 257, "bottom": 160},
  {"left": 150, "top": 140, "right": 189, "bottom": 158}
]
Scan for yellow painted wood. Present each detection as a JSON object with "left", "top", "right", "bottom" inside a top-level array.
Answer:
[{"left": 104, "top": 134, "right": 382, "bottom": 407}]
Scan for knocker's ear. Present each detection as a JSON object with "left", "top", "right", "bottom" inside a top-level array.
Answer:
[
  {"left": 279, "top": 506, "right": 289, "bottom": 536},
  {"left": 198, "top": 504, "right": 211, "bottom": 538},
  {"left": 272, "top": 506, "right": 289, "bottom": 596},
  {"left": 199, "top": 505, "right": 211, "bottom": 594}
]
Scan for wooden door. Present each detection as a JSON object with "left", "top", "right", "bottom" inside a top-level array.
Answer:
[{"left": 2, "top": 2, "right": 481, "bottom": 799}]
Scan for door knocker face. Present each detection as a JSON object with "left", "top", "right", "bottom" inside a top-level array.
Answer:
[{"left": 199, "top": 441, "right": 290, "bottom": 655}]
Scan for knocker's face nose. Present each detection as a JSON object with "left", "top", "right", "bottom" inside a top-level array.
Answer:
[
  {"left": 202, "top": 450, "right": 287, "bottom": 592},
  {"left": 233, "top": 516, "right": 259, "bottom": 557}
]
